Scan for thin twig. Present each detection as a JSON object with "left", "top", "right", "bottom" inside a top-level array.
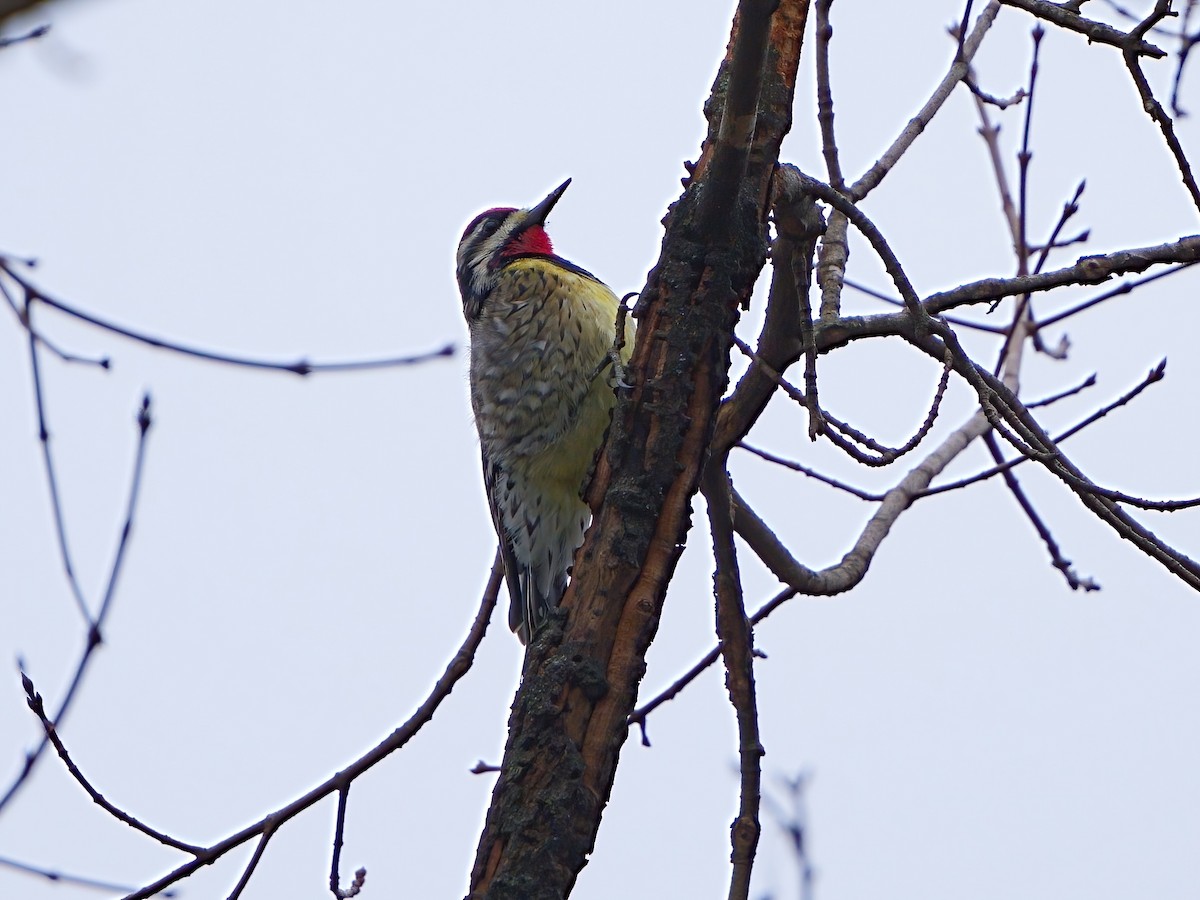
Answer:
[
  {"left": 912, "top": 323, "right": 1200, "bottom": 589},
  {"left": 22, "top": 294, "right": 91, "bottom": 623},
  {"left": 1017, "top": 25, "right": 1040, "bottom": 276},
  {"left": 627, "top": 586, "right": 796, "bottom": 745},
  {"left": 998, "top": 0, "right": 1166, "bottom": 56},
  {"left": 21, "top": 673, "right": 203, "bottom": 853},
  {"left": 984, "top": 431, "right": 1101, "bottom": 589},
  {"left": 819, "top": 353, "right": 953, "bottom": 466},
  {"left": 0, "top": 273, "right": 110, "bottom": 367},
  {"left": 923, "top": 360, "right": 1163, "bottom": 496},
  {"left": 0, "top": 22, "right": 49, "bottom": 48},
  {"left": 923, "top": 235, "right": 1200, "bottom": 314},
  {"left": 734, "top": 409, "right": 997, "bottom": 597},
  {"left": 0, "top": 396, "right": 154, "bottom": 816},
  {"left": 734, "top": 335, "right": 953, "bottom": 468},
  {"left": 120, "top": 557, "right": 502, "bottom": 900},
  {"left": 781, "top": 171, "right": 1199, "bottom": 589},
  {"left": 987, "top": 22, "right": 1041, "bottom": 349},
  {"left": 329, "top": 786, "right": 367, "bottom": 899},
  {"left": 1061, "top": 476, "right": 1200, "bottom": 510},
  {"left": 226, "top": 825, "right": 276, "bottom": 900},
  {"left": 850, "top": 1, "right": 1002, "bottom": 200},
  {"left": 760, "top": 772, "right": 815, "bottom": 900},
  {"left": 814, "top": 0, "right": 845, "bottom": 190},
  {"left": 0, "top": 260, "right": 454, "bottom": 375},
  {"left": 704, "top": 467, "right": 763, "bottom": 900},
  {"left": 736, "top": 442, "right": 884, "bottom": 501},
  {"left": 0, "top": 854, "right": 174, "bottom": 896},
  {"left": 843, "top": 277, "right": 1008, "bottom": 334},
  {"left": 1035, "top": 262, "right": 1195, "bottom": 328},
  {"left": 1026, "top": 372, "right": 1096, "bottom": 408},
  {"left": 1122, "top": 0, "right": 1200, "bottom": 213}
]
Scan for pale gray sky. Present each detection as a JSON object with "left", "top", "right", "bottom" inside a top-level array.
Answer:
[{"left": 3, "top": 2, "right": 1199, "bottom": 899}]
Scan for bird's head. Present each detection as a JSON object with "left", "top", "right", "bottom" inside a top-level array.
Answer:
[{"left": 456, "top": 178, "right": 571, "bottom": 320}]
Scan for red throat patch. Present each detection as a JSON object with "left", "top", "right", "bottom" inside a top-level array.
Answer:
[{"left": 503, "top": 225, "right": 554, "bottom": 257}]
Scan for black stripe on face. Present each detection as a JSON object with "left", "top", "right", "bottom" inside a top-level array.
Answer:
[{"left": 461, "top": 208, "right": 513, "bottom": 246}]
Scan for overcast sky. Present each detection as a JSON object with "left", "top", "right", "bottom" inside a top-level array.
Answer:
[{"left": 3, "top": 2, "right": 1200, "bottom": 899}]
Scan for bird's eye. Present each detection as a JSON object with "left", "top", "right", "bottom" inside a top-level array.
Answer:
[{"left": 480, "top": 219, "right": 502, "bottom": 238}]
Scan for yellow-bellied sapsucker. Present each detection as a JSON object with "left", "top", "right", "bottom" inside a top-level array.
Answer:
[{"left": 456, "top": 179, "right": 634, "bottom": 644}]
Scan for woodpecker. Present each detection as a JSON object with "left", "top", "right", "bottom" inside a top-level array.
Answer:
[{"left": 457, "top": 179, "right": 634, "bottom": 644}]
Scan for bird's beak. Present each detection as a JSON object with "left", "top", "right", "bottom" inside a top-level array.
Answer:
[{"left": 526, "top": 178, "right": 571, "bottom": 227}]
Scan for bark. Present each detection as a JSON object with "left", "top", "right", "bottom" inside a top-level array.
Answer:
[{"left": 466, "top": 2, "right": 811, "bottom": 897}]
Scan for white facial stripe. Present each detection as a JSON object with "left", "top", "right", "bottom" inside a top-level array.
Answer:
[{"left": 458, "top": 211, "right": 529, "bottom": 298}]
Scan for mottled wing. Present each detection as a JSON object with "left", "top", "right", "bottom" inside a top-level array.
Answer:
[
  {"left": 482, "top": 450, "right": 558, "bottom": 643},
  {"left": 481, "top": 451, "right": 525, "bottom": 639}
]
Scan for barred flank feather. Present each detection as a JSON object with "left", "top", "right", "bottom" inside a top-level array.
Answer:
[{"left": 469, "top": 258, "right": 633, "bottom": 643}]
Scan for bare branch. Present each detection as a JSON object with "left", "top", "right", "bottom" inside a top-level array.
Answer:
[
  {"left": 715, "top": 164, "right": 824, "bottom": 454},
  {"left": 924, "top": 360, "right": 1163, "bottom": 495},
  {"left": 0, "top": 260, "right": 455, "bottom": 376},
  {"left": 704, "top": 468, "right": 763, "bottom": 900},
  {"left": 1026, "top": 372, "right": 1097, "bottom": 408},
  {"left": 1035, "top": 262, "right": 1195, "bottom": 328},
  {"left": 814, "top": 0, "right": 845, "bottom": 189},
  {"left": 850, "top": 1, "right": 1001, "bottom": 200},
  {"left": 923, "top": 235, "right": 1200, "bottom": 314},
  {"left": 0, "top": 395, "right": 154, "bottom": 816},
  {"left": 118, "top": 557, "right": 501, "bottom": 900},
  {"left": 984, "top": 431, "right": 1101, "bottom": 590},
  {"left": 1121, "top": 1, "right": 1200, "bottom": 213},
  {"left": 627, "top": 586, "right": 796, "bottom": 745},
  {"left": 999, "top": 0, "right": 1166, "bottom": 56},
  {"left": 843, "top": 277, "right": 1009, "bottom": 333},
  {"left": 329, "top": 786, "right": 366, "bottom": 899},
  {"left": 468, "top": 4, "right": 812, "bottom": 894},
  {"left": 733, "top": 405, "right": 995, "bottom": 596},
  {"left": 733, "top": 336, "right": 954, "bottom": 466},
  {"left": 0, "top": 273, "right": 110, "bottom": 367},
  {"left": 737, "top": 442, "right": 884, "bottom": 501},
  {"left": 227, "top": 826, "right": 276, "bottom": 900},
  {"left": 21, "top": 295, "right": 91, "bottom": 622},
  {"left": 0, "top": 854, "right": 172, "bottom": 897},
  {"left": 0, "top": 22, "right": 48, "bottom": 48},
  {"left": 21, "top": 673, "right": 203, "bottom": 853},
  {"left": 911, "top": 322, "right": 1200, "bottom": 589}
]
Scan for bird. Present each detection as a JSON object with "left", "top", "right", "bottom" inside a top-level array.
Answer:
[{"left": 456, "top": 179, "right": 634, "bottom": 644}]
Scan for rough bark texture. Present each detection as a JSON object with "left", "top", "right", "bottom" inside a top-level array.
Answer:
[{"left": 466, "top": 3, "right": 811, "bottom": 898}]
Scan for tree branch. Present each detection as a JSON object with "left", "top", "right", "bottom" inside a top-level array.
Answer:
[
  {"left": 466, "top": 3, "right": 812, "bottom": 897},
  {"left": 0, "top": 260, "right": 454, "bottom": 376},
  {"left": 113, "top": 558, "right": 501, "bottom": 900},
  {"left": 999, "top": 0, "right": 1166, "bottom": 56},
  {"left": 704, "top": 466, "right": 763, "bottom": 900}
]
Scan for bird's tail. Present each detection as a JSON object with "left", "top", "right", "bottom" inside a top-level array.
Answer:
[{"left": 510, "top": 567, "right": 567, "bottom": 645}]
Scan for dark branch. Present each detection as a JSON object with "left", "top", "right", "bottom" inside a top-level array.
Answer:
[
  {"left": 704, "top": 466, "right": 763, "bottom": 900},
  {"left": 0, "top": 260, "right": 454, "bottom": 376},
  {"left": 923, "top": 236, "right": 1200, "bottom": 314},
  {"left": 22, "top": 673, "right": 203, "bottom": 853},
  {"left": 1121, "top": 1, "right": 1200, "bottom": 213},
  {"left": 468, "top": 4, "right": 810, "bottom": 895},
  {"left": 115, "top": 558, "right": 500, "bottom": 900},
  {"left": 923, "top": 360, "right": 1164, "bottom": 496},
  {"left": 627, "top": 586, "right": 796, "bottom": 744},
  {"left": 998, "top": 0, "right": 1166, "bottom": 56},
  {"left": 0, "top": 854, "right": 172, "bottom": 897},
  {"left": 227, "top": 827, "right": 276, "bottom": 900},
  {"left": 0, "top": 395, "right": 154, "bottom": 817},
  {"left": 737, "top": 442, "right": 883, "bottom": 501},
  {"left": 984, "top": 431, "right": 1101, "bottom": 590},
  {"left": 0, "top": 22, "right": 48, "bottom": 48},
  {"left": 329, "top": 786, "right": 366, "bottom": 899}
]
